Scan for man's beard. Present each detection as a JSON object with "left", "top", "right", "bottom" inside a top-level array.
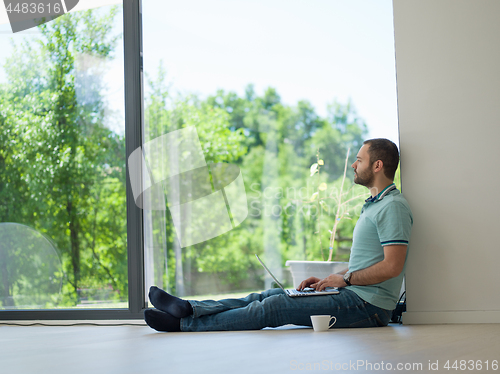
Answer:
[{"left": 354, "top": 168, "right": 374, "bottom": 187}]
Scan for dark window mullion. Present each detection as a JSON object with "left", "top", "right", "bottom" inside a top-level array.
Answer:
[{"left": 124, "top": 0, "right": 146, "bottom": 316}]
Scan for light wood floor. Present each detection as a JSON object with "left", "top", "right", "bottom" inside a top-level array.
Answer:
[{"left": 1, "top": 322, "right": 499, "bottom": 374}]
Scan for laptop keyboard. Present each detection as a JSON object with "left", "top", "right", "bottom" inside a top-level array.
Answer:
[{"left": 289, "top": 288, "right": 317, "bottom": 295}]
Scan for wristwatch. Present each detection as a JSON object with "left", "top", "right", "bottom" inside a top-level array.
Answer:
[{"left": 343, "top": 272, "right": 353, "bottom": 286}]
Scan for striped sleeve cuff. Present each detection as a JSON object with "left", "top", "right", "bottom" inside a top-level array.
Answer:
[{"left": 381, "top": 240, "right": 409, "bottom": 246}]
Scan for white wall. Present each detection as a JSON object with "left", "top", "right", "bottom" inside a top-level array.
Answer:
[{"left": 394, "top": 0, "right": 500, "bottom": 324}]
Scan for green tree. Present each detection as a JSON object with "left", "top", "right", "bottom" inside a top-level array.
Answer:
[
  {"left": 0, "top": 7, "right": 125, "bottom": 306},
  {"left": 144, "top": 64, "right": 248, "bottom": 295},
  {"left": 144, "top": 68, "right": 368, "bottom": 294}
]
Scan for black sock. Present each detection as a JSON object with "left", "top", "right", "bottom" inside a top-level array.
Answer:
[
  {"left": 148, "top": 286, "right": 193, "bottom": 318},
  {"left": 144, "top": 309, "right": 181, "bottom": 332}
]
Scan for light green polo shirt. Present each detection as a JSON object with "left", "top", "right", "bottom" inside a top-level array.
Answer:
[{"left": 347, "top": 183, "right": 413, "bottom": 310}]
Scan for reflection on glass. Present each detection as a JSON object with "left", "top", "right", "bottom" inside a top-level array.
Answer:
[
  {"left": 0, "top": 223, "right": 63, "bottom": 309},
  {"left": 129, "top": 126, "right": 249, "bottom": 247},
  {"left": 0, "top": 5, "right": 126, "bottom": 309}
]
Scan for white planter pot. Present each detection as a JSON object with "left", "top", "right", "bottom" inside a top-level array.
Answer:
[{"left": 285, "top": 260, "right": 349, "bottom": 289}]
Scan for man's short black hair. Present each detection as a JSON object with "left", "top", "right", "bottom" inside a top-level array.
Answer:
[{"left": 363, "top": 138, "right": 399, "bottom": 180}]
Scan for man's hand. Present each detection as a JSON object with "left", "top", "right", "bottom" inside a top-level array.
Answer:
[
  {"left": 296, "top": 276, "right": 320, "bottom": 291},
  {"left": 311, "top": 274, "right": 346, "bottom": 291}
]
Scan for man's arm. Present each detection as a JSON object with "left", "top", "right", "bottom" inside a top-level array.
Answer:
[{"left": 311, "top": 245, "right": 407, "bottom": 291}]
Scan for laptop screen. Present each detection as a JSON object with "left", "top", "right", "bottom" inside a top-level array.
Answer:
[{"left": 255, "top": 254, "right": 286, "bottom": 290}]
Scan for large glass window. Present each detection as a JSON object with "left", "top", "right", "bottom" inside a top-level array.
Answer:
[
  {"left": 141, "top": 0, "right": 398, "bottom": 301},
  {"left": 0, "top": 4, "right": 127, "bottom": 309},
  {"left": 0, "top": 0, "right": 399, "bottom": 316}
]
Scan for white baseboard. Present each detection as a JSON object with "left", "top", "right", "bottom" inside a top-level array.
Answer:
[{"left": 403, "top": 310, "right": 500, "bottom": 324}]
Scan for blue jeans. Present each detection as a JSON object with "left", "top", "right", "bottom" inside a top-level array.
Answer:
[{"left": 180, "top": 288, "right": 392, "bottom": 332}]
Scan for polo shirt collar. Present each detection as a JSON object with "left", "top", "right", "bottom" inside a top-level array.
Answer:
[{"left": 365, "top": 183, "right": 397, "bottom": 203}]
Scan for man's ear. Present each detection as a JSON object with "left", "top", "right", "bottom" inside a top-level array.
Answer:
[{"left": 373, "top": 160, "right": 384, "bottom": 173}]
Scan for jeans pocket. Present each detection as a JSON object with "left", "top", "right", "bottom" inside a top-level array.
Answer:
[
  {"left": 349, "top": 312, "right": 389, "bottom": 328},
  {"left": 373, "top": 312, "right": 389, "bottom": 327}
]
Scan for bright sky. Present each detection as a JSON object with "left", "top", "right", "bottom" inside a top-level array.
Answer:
[
  {"left": 142, "top": 0, "right": 399, "bottom": 144},
  {"left": 0, "top": 0, "right": 399, "bottom": 144}
]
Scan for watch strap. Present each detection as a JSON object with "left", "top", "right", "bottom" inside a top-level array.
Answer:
[{"left": 343, "top": 272, "right": 352, "bottom": 286}]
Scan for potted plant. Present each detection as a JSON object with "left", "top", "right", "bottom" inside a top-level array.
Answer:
[{"left": 285, "top": 148, "right": 365, "bottom": 288}]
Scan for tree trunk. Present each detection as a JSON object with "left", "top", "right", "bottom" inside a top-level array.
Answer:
[
  {"left": 0, "top": 244, "right": 14, "bottom": 307},
  {"left": 67, "top": 200, "right": 80, "bottom": 300},
  {"left": 174, "top": 238, "right": 185, "bottom": 296}
]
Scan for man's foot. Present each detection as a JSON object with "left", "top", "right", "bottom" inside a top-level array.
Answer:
[
  {"left": 148, "top": 286, "right": 193, "bottom": 319},
  {"left": 144, "top": 309, "right": 181, "bottom": 332}
]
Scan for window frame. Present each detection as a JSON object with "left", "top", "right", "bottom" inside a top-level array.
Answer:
[{"left": 0, "top": 0, "right": 146, "bottom": 320}]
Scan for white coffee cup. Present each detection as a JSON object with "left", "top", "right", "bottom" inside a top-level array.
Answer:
[{"left": 310, "top": 315, "right": 336, "bottom": 332}]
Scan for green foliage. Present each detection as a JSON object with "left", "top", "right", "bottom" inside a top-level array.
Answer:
[
  {"left": 1, "top": 7, "right": 371, "bottom": 304},
  {"left": 143, "top": 68, "right": 368, "bottom": 294},
  {"left": 0, "top": 7, "right": 126, "bottom": 307},
  {"left": 304, "top": 148, "right": 367, "bottom": 261}
]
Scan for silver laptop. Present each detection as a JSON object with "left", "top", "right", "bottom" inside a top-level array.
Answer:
[{"left": 255, "top": 254, "right": 339, "bottom": 297}]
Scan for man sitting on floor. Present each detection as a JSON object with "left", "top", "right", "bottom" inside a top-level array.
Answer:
[{"left": 144, "top": 138, "right": 413, "bottom": 332}]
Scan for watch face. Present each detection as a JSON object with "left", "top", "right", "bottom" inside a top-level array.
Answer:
[{"left": 343, "top": 272, "right": 351, "bottom": 285}]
